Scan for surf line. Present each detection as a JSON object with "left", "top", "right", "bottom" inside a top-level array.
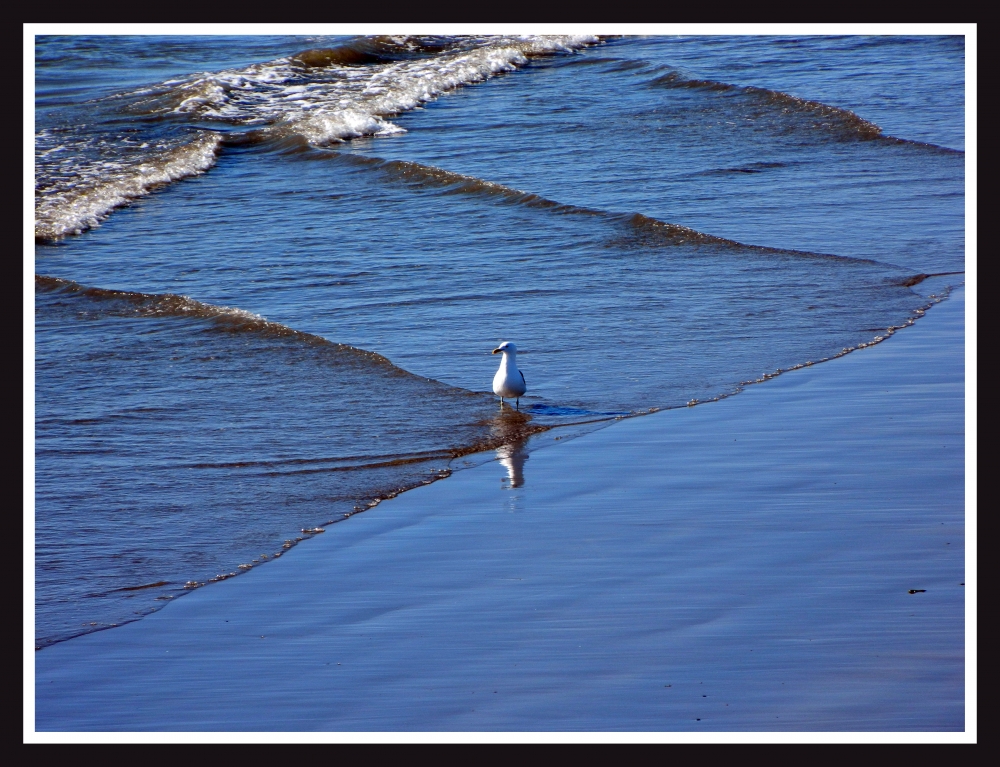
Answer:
[{"left": 899, "top": 271, "right": 965, "bottom": 287}]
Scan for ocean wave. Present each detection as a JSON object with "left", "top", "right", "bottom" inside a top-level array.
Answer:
[
  {"left": 327, "top": 153, "right": 898, "bottom": 264},
  {"left": 34, "top": 131, "right": 222, "bottom": 241},
  {"left": 35, "top": 36, "right": 600, "bottom": 240},
  {"left": 648, "top": 69, "right": 963, "bottom": 153},
  {"left": 650, "top": 69, "right": 883, "bottom": 139},
  {"left": 123, "top": 35, "right": 600, "bottom": 146},
  {"left": 35, "top": 274, "right": 375, "bottom": 356}
]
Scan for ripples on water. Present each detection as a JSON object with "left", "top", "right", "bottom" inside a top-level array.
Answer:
[{"left": 34, "top": 34, "right": 965, "bottom": 647}]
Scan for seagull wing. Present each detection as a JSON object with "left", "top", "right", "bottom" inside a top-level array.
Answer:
[{"left": 520, "top": 371, "right": 526, "bottom": 386}]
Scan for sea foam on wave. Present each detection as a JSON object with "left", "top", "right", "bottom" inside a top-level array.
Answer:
[
  {"left": 144, "top": 35, "right": 599, "bottom": 145},
  {"left": 35, "top": 35, "right": 598, "bottom": 239},
  {"left": 34, "top": 132, "right": 222, "bottom": 240}
]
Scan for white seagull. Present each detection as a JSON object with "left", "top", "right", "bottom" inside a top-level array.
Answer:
[{"left": 492, "top": 341, "right": 527, "bottom": 410}]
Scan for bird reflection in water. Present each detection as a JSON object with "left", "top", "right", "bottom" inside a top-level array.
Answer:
[
  {"left": 489, "top": 409, "right": 532, "bottom": 489},
  {"left": 497, "top": 441, "right": 529, "bottom": 488}
]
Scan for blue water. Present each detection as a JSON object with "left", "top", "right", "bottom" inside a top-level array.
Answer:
[{"left": 33, "top": 34, "right": 965, "bottom": 647}]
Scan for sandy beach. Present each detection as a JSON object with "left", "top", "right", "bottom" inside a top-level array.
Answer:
[{"left": 31, "top": 283, "right": 970, "bottom": 737}]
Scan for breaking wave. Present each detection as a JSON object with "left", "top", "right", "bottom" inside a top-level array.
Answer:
[
  {"left": 35, "top": 35, "right": 600, "bottom": 240},
  {"left": 34, "top": 131, "right": 222, "bottom": 241}
]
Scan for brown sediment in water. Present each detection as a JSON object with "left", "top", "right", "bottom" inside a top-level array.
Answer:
[
  {"left": 35, "top": 274, "right": 403, "bottom": 368},
  {"left": 648, "top": 69, "right": 963, "bottom": 153},
  {"left": 898, "top": 271, "right": 965, "bottom": 287},
  {"left": 290, "top": 37, "right": 467, "bottom": 69},
  {"left": 291, "top": 47, "right": 391, "bottom": 69},
  {"left": 326, "top": 154, "right": 899, "bottom": 268},
  {"left": 114, "top": 581, "right": 170, "bottom": 592},
  {"left": 649, "top": 70, "right": 882, "bottom": 139}
]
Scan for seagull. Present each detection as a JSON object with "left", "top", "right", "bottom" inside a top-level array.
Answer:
[{"left": 492, "top": 341, "right": 527, "bottom": 410}]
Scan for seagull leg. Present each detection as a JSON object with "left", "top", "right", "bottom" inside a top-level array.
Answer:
[
  {"left": 500, "top": 396, "right": 504, "bottom": 408},
  {"left": 516, "top": 397, "right": 519, "bottom": 411}
]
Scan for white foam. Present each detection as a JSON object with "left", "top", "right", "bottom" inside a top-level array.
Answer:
[
  {"left": 134, "top": 35, "right": 600, "bottom": 145},
  {"left": 35, "top": 36, "right": 599, "bottom": 238},
  {"left": 35, "top": 132, "right": 221, "bottom": 240}
]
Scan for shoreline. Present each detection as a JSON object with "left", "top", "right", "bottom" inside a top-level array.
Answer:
[
  {"left": 32, "top": 274, "right": 948, "bottom": 652},
  {"left": 32, "top": 286, "right": 968, "bottom": 735},
  {"left": 32, "top": 272, "right": 948, "bottom": 652}
]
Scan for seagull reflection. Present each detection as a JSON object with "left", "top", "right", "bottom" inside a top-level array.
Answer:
[{"left": 497, "top": 441, "right": 529, "bottom": 488}]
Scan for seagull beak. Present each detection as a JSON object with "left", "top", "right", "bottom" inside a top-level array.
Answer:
[{"left": 492, "top": 348, "right": 501, "bottom": 354}]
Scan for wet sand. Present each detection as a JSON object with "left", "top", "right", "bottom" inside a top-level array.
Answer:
[{"left": 32, "top": 286, "right": 968, "bottom": 736}]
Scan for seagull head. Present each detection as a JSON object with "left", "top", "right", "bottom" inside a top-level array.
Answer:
[{"left": 492, "top": 341, "right": 517, "bottom": 355}]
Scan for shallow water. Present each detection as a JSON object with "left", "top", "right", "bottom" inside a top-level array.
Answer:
[{"left": 34, "top": 34, "right": 965, "bottom": 647}]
